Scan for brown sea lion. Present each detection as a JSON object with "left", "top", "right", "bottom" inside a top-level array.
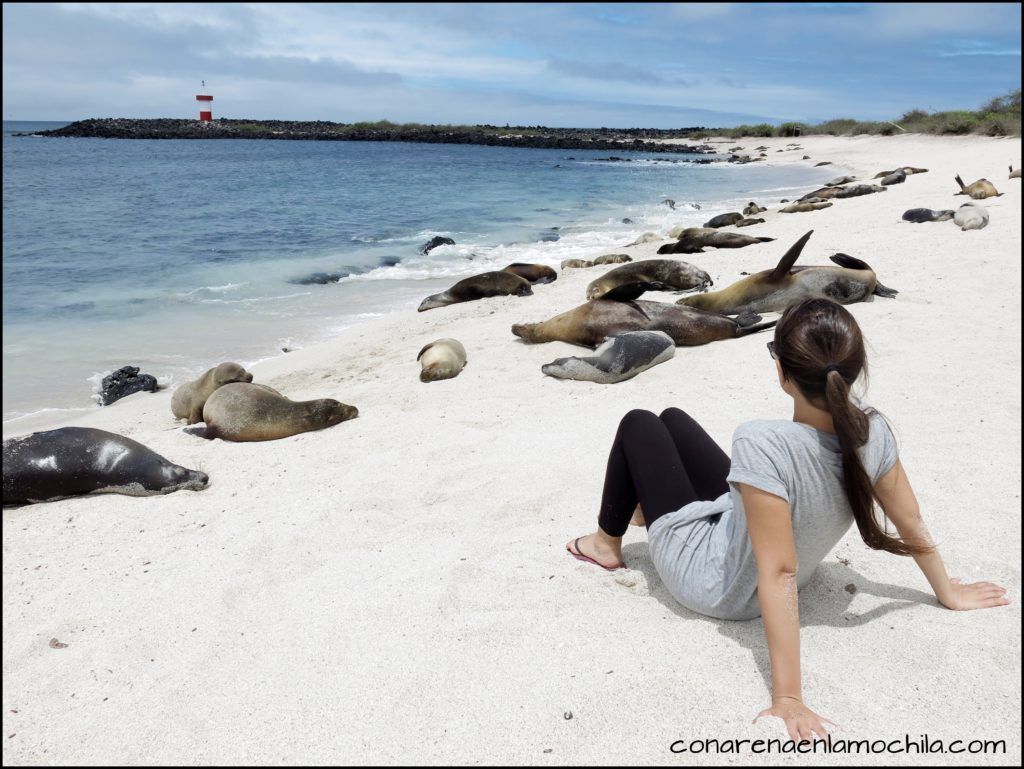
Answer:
[
  {"left": 825, "top": 175, "right": 857, "bottom": 186},
  {"left": 780, "top": 201, "right": 833, "bottom": 213},
  {"left": 171, "top": 362, "right": 253, "bottom": 424},
  {"left": 743, "top": 202, "right": 767, "bottom": 216},
  {"left": 704, "top": 212, "right": 745, "bottom": 228},
  {"left": 202, "top": 383, "right": 358, "bottom": 442},
  {"left": 502, "top": 263, "right": 557, "bottom": 284},
  {"left": 592, "top": 253, "right": 633, "bottom": 266},
  {"left": 417, "top": 338, "right": 468, "bottom": 382},
  {"left": 954, "top": 174, "right": 1001, "bottom": 200},
  {"left": 561, "top": 259, "right": 594, "bottom": 269},
  {"left": 418, "top": 271, "right": 532, "bottom": 311},
  {"left": 734, "top": 218, "right": 765, "bottom": 227},
  {"left": 874, "top": 167, "right": 928, "bottom": 178},
  {"left": 677, "top": 231, "right": 897, "bottom": 316},
  {"left": 586, "top": 259, "right": 712, "bottom": 300},
  {"left": 658, "top": 228, "right": 774, "bottom": 254}
]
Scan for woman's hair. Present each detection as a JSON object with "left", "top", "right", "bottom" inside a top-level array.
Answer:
[{"left": 773, "top": 298, "right": 930, "bottom": 556}]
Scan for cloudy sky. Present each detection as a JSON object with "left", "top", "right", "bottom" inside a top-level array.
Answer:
[{"left": 3, "top": 3, "right": 1021, "bottom": 127}]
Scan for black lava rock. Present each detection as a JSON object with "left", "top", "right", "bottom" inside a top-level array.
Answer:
[
  {"left": 420, "top": 236, "right": 455, "bottom": 254},
  {"left": 290, "top": 271, "right": 349, "bottom": 285},
  {"left": 98, "top": 366, "right": 158, "bottom": 406}
]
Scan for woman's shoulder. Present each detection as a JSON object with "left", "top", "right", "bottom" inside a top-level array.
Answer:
[{"left": 731, "top": 419, "right": 804, "bottom": 445}]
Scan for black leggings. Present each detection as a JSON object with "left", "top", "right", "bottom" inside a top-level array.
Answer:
[{"left": 598, "top": 408, "right": 731, "bottom": 537}]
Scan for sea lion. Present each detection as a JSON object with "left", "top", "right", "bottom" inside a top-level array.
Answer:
[
  {"left": 1010, "top": 165, "right": 1021, "bottom": 180},
  {"left": 873, "top": 167, "right": 927, "bottom": 178},
  {"left": 902, "top": 208, "right": 955, "bottom": 223},
  {"left": 825, "top": 175, "right": 857, "bottom": 186},
  {"left": 512, "top": 299, "right": 774, "bottom": 348},
  {"left": 202, "top": 383, "right": 358, "bottom": 442},
  {"left": 586, "top": 259, "right": 712, "bottom": 300},
  {"left": 418, "top": 271, "right": 532, "bottom": 311},
  {"left": 703, "top": 212, "right": 744, "bottom": 228},
  {"left": 3, "top": 427, "right": 208, "bottom": 505},
  {"left": 502, "top": 263, "right": 557, "bottom": 284},
  {"left": 743, "top": 202, "right": 767, "bottom": 216},
  {"left": 735, "top": 218, "right": 765, "bottom": 227},
  {"left": 659, "top": 228, "right": 774, "bottom": 254},
  {"left": 662, "top": 199, "right": 677, "bottom": 210},
  {"left": 541, "top": 331, "right": 675, "bottom": 384},
  {"left": 880, "top": 170, "right": 906, "bottom": 186},
  {"left": 954, "top": 175, "right": 1001, "bottom": 200},
  {"left": 627, "top": 232, "right": 663, "bottom": 246},
  {"left": 561, "top": 259, "right": 594, "bottom": 269},
  {"left": 677, "top": 231, "right": 897, "bottom": 316},
  {"left": 593, "top": 254, "right": 633, "bottom": 266},
  {"left": 798, "top": 186, "right": 844, "bottom": 202},
  {"left": 171, "top": 362, "right": 254, "bottom": 424},
  {"left": 417, "top": 338, "right": 467, "bottom": 382},
  {"left": 814, "top": 161, "right": 832, "bottom": 167},
  {"left": 953, "top": 202, "right": 989, "bottom": 231},
  {"left": 780, "top": 201, "right": 833, "bottom": 213}
]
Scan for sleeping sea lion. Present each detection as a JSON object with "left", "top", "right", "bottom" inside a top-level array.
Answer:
[
  {"left": 658, "top": 228, "right": 774, "bottom": 254},
  {"left": 586, "top": 259, "right": 712, "bottom": 300},
  {"left": 703, "top": 212, "right": 744, "bottom": 228},
  {"left": 902, "top": 208, "right": 955, "bottom": 223},
  {"left": 780, "top": 201, "right": 833, "bottom": 213},
  {"left": 502, "top": 263, "right": 557, "bottom": 284},
  {"left": 824, "top": 176, "right": 857, "bottom": 186},
  {"left": 677, "top": 231, "right": 897, "bottom": 316},
  {"left": 743, "top": 202, "right": 767, "bottom": 216},
  {"left": 734, "top": 218, "right": 765, "bottom": 227},
  {"left": 171, "top": 362, "right": 253, "bottom": 424},
  {"left": 1010, "top": 165, "right": 1021, "bottom": 180},
  {"left": 541, "top": 331, "right": 675, "bottom": 384},
  {"left": 3, "top": 427, "right": 208, "bottom": 505},
  {"left": 880, "top": 170, "right": 906, "bottom": 186},
  {"left": 627, "top": 232, "right": 663, "bottom": 246},
  {"left": 874, "top": 167, "right": 928, "bottom": 178},
  {"left": 417, "top": 338, "right": 468, "bottom": 382},
  {"left": 512, "top": 299, "right": 774, "bottom": 348},
  {"left": 592, "top": 254, "right": 633, "bottom": 266},
  {"left": 954, "top": 175, "right": 1001, "bottom": 200},
  {"left": 561, "top": 259, "right": 594, "bottom": 269},
  {"left": 952, "top": 202, "right": 989, "bottom": 231},
  {"left": 202, "top": 383, "right": 358, "bottom": 442},
  {"left": 418, "top": 271, "right": 532, "bottom": 311}
]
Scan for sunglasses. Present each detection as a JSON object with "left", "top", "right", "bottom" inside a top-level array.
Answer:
[{"left": 767, "top": 341, "right": 778, "bottom": 360}]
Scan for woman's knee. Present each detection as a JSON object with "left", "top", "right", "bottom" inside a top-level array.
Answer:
[
  {"left": 659, "top": 406, "right": 694, "bottom": 424},
  {"left": 620, "top": 408, "right": 660, "bottom": 435}
]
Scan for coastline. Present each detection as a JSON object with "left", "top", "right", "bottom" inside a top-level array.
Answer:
[{"left": 3, "top": 134, "right": 1021, "bottom": 764}]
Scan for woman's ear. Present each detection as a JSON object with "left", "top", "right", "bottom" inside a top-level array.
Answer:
[{"left": 775, "top": 359, "right": 788, "bottom": 390}]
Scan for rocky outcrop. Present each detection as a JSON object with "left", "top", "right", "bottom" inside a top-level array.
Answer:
[{"left": 97, "top": 366, "right": 158, "bottom": 406}]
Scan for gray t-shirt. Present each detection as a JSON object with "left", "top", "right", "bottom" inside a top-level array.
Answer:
[{"left": 646, "top": 411, "right": 898, "bottom": 621}]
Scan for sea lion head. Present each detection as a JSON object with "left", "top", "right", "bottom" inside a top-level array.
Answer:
[
  {"left": 213, "top": 362, "right": 253, "bottom": 386},
  {"left": 155, "top": 461, "right": 210, "bottom": 493},
  {"left": 418, "top": 293, "right": 450, "bottom": 312},
  {"left": 307, "top": 399, "right": 359, "bottom": 427}
]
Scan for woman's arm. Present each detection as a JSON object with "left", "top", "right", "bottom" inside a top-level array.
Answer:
[
  {"left": 740, "top": 483, "right": 834, "bottom": 742},
  {"left": 873, "top": 460, "right": 1009, "bottom": 610}
]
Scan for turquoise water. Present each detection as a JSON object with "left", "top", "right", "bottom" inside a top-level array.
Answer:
[{"left": 2, "top": 121, "right": 833, "bottom": 419}]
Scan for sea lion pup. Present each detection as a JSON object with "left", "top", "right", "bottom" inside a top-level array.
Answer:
[
  {"left": 659, "top": 228, "right": 775, "bottom": 254},
  {"left": 954, "top": 174, "right": 1001, "bottom": 200},
  {"left": 592, "top": 253, "right": 632, "bottom": 265},
  {"left": 880, "top": 169, "right": 906, "bottom": 186},
  {"left": 2, "top": 427, "right": 208, "bottom": 505},
  {"left": 502, "top": 263, "right": 557, "bottom": 284},
  {"left": 1010, "top": 165, "right": 1021, "bottom": 180},
  {"left": 743, "top": 202, "right": 767, "bottom": 216},
  {"left": 735, "top": 217, "right": 765, "bottom": 227},
  {"left": 677, "top": 231, "right": 897, "bottom": 316},
  {"left": 585, "top": 259, "right": 712, "bottom": 300},
  {"left": 561, "top": 259, "right": 594, "bottom": 269},
  {"left": 541, "top": 331, "right": 675, "bottom": 384},
  {"left": 417, "top": 270, "right": 532, "bottom": 311},
  {"left": 202, "top": 383, "right": 358, "bottom": 442},
  {"left": 902, "top": 208, "right": 955, "bottom": 223},
  {"left": 512, "top": 299, "right": 774, "bottom": 348},
  {"left": 627, "top": 232, "right": 662, "bottom": 246},
  {"left": 953, "top": 202, "right": 989, "bottom": 231},
  {"left": 825, "top": 175, "right": 857, "bottom": 186},
  {"left": 171, "top": 362, "right": 254, "bottom": 424},
  {"left": 703, "top": 212, "right": 744, "bottom": 228},
  {"left": 780, "top": 201, "right": 833, "bottom": 213},
  {"left": 417, "top": 338, "right": 467, "bottom": 382}
]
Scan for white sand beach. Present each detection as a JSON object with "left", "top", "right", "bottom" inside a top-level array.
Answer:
[{"left": 3, "top": 135, "right": 1021, "bottom": 764}]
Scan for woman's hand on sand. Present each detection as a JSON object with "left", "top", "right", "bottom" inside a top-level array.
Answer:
[
  {"left": 755, "top": 697, "right": 835, "bottom": 743},
  {"left": 938, "top": 578, "right": 1010, "bottom": 610}
]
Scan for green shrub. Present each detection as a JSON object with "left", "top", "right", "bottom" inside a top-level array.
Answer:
[{"left": 776, "top": 122, "right": 809, "bottom": 137}]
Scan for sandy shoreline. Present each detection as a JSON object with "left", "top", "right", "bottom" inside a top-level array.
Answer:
[{"left": 3, "top": 134, "right": 1021, "bottom": 765}]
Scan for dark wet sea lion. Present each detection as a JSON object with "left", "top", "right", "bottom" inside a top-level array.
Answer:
[
  {"left": 954, "top": 175, "right": 1001, "bottom": 200},
  {"left": 202, "top": 383, "right": 358, "bottom": 442},
  {"left": 902, "top": 208, "right": 955, "bottom": 223},
  {"left": 677, "top": 231, "right": 898, "bottom": 316},
  {"left": 586, "top": 259, "right": 712, "bottom": 300},
  {"left": 659, "top": 228, "right": 774, "bottom": 254},
  {"left": 541, "top": 331, "right": 675, "bottom": 384},
  {"left": 880, "top": 170, "right": 906, "bottom": 186},
  {"left": 172, "top": 362, "right": 254, "bottom": 424},
  {"left": 418, "top": 271, "right": 533, "bottom": 311},
  {"left": 511, "top": 299, "right": 774, "bottom": 348},
  {"left": 420, "top": 236, "right": 455, "bottom": 254},
  {"left": 703, "top": 212, "right": 744, "bottom": 228},
  {"left": 502, "top": 263, "right": 557, "bottom": 284},
  {"left": 3, "top": 427, "right": 208, "bottom": 505}
]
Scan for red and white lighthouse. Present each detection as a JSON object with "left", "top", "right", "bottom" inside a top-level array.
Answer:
[{"left": 196, "top": 93, "right": 213, "bottom": 122}]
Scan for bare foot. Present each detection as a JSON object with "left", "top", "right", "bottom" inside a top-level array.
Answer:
[
  {"left": 566, "top": 532, "right": 624, "bottom": 569},
  {"left": 629, "top": 504, "right": 645, "bottom": 527}
]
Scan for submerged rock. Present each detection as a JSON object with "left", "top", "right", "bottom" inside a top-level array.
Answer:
[
  {"left": 420, "top": 236, "right": 455, "bottom": 255},
  {"left": 98, "top": 366, "right": 158, "bottom": 406},
  {"left": 291, "top": 271, "right": 348, "bottom": 285}
]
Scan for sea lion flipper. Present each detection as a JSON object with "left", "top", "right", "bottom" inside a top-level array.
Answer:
[
  {"left": 735, "top": 310, "right": 765, "bottom": 328},
  {"left": 416, "top": 343, "right": 435, "bottom": 361},
  {"left": 625, "top": 300, "right": 651, "bottom": 321},
  {"left": 756, "top": 237, "right": 776, "bottom": 243},
  {"left": 767, "top": 231, "right": 813, "bottom": 282},
  {"left": 954, "top": 173, "right": 966, "bottom": 193},
  {"left": 602, "top": 281, "right": 665, "bottom": 302},
  {"left": 873, "top": 282, "right": 899, "bottom": 298},
  {"left": 828, "top": 253, "right": 871, "bottom": 271}
]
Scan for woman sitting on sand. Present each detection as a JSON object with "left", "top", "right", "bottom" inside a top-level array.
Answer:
[{"left": 566, "top": 297, "right": 1009, "bottom": 741}]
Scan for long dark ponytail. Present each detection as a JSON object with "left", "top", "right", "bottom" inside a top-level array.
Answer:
[{"left": 774, "top": 299, "right": 931, "bottom": 556}]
